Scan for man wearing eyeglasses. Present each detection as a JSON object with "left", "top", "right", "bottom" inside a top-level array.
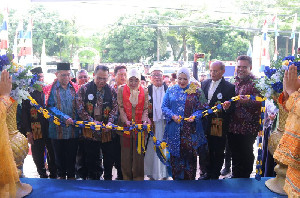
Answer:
[
  {"left": 76, "top": 65, "right": 118, "bottom": 180},
  {"left": 144, "top": 66, "right": 169, "bottom": 180},
  {"left": 44, "top": 63, "right": 79, "bottom": 180}
]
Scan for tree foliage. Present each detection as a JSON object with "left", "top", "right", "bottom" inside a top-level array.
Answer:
[
  {"left": 2, "top": 1, "right": 299, "bottom": 64},
  {"left": 99, "top": 14, "right": 166, "bottom": 63}
]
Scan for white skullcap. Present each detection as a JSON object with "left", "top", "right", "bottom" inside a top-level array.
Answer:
[
  {"left": 177, "top": 67, "right": 190, "bottom": 81},
  {"left": 127, "top": 68, "right": 141, "bottom": 81},
  {"left": 149, "top": 65, "right": 163, "bottom": 73}
]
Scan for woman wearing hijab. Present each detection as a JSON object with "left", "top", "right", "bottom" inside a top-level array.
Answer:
[
  {"left": 117, "top": 68, "right": 149, "bottom": 180},
  {"left": 162, "top": 67, "right": 207, "bottom": 180}
]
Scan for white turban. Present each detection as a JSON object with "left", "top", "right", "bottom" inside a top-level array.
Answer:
[
  {"left": 177, "top": 67, "right": 190, "bottom": 81},
  {"left": 149, "top": 65, "right": 163, "bottom": 74},
  {"left": 127, "top": 68, "right": 141, "bottom": 81}
]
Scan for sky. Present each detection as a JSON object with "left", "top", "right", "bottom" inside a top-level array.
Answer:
[{"left": 1, "top": 0, "right": 236, "bottom": 34}]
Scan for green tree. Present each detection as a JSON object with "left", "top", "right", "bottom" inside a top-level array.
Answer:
[
  {"left": 190, "top": 19, "right": 251, "bottom": 61},
  {"left": 28, "top": 5, "right": 78, "bottom": 61},
  {"left": 100, "top": 13, "right": 170, "bottom": 63}
]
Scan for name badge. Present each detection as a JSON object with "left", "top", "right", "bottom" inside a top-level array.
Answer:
[
  {"left": 210, "top": 118, "right": 223, "bottom": 137},
  {"left": 94, "top": 106, "right": 101, "bottom": 116}
]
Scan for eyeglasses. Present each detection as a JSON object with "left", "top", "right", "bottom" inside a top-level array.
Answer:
[
  {"left": 151, "top": 74, "right": 162, "bottom": 78},
  {"left": 96, "top": 77, "right": 108, "bottom": 81},
  {"left": 60, "top": 73, "right": 71, "bottom": 77}
]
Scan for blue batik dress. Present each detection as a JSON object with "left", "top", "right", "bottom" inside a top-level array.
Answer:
[{"left": 162, "top": 83, "right": 207, "bottom": 180}]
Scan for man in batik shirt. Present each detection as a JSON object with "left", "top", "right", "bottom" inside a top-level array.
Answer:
[
  {"left": 44, "top": 63, "right": 79, "bottom": 180},
  {"left": 76, "top": 65, "right": 118, "bottom": 180},
  {"left": 227, "top": 55, "right": 262, "bottom": 178}
]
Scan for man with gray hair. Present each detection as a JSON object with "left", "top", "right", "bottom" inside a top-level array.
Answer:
[
  {"left": 144, "top": 66, "right": 168, "bottom": 180},
  {"left": 44, "top": 63, "right": 79, "bottom": 180},
  {"left": 76, "top": 69, "right": 90, "bottom": 87},
  {"left": 199, "top": 60, "right": 235, "bottom": 180}
]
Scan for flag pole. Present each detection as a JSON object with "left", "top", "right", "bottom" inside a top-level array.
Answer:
[{"left": 291, "top": 13, "right": 297, "bottom": 56}]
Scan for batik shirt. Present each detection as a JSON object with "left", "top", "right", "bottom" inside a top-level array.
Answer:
[
  {"left": 76, "top": 81, "right": 118, "bottom": 124},
  {"left": 48, "top": 81, "right": 79, "bottom": 139},
  {"left": 229, "top": 74, "right": 262, "bottom": 136},
  {"left": 162, "top": 83, "right": 207, "bottom": 157}
]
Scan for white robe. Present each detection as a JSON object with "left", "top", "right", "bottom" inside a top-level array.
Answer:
[
  {"left": 144, "top": 119, "right": 168, "bottom": 180},
  {"left": 144, "top": 85, "right": 168, "bottom": 180}
]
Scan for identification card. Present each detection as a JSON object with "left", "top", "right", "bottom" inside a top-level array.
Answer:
[
  {"left": 94, "top": 106, "right": 101, "bottom": 116},
  {"left": 210, "top": 118, "right": 223, "bottom": 137}
]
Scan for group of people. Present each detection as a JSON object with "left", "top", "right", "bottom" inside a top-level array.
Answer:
[
  {"left": 1, "top": 52, "right": 299, "bottom": 196},
  {"left": 19, "top": 54, "right": 265, "bottom": 182}
]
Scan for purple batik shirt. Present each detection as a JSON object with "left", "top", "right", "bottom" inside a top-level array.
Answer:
[{"left": 229, "top": 74, "right": 262, "bottom": 136}]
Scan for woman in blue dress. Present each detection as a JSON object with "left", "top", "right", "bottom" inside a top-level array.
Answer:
[{"left": 162, "top": 67, "right": 207, "bottom": 180}]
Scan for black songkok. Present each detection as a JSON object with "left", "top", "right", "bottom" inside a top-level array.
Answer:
[
  {"left": 31, "top": 67, "right": 43, "bottom": 74},
  {"left": 57, "top": 63, "right": 70, "bottom": 71}
]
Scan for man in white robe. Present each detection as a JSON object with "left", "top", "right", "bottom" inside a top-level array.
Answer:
[{"left": 144, "top": 66, "right": 169, "bottom": 180}]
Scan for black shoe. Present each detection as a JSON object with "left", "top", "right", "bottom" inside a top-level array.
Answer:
[
  {"left": 116, "top": 175, "right": 123, "bottom": 180},
  {"left": 220, "top": 168, "right": 231, "bottom": 176},
  {"left": 198, "top": 173, "right": 210, "bottom": 180},
  {"left": 49, "top": 174, "right": 57, "bottom": 179},
  {"left": 40, "top": 174, "right": 48, "bottom": 179}
]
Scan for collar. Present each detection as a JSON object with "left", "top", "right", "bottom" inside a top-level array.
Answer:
[
  {"left": 153, "top": 84, "right": 164, "bottom": 89},
  {"left": 211, "top": 78, "right": 222, "bottom": 84},
  {"left": 235, "top": 74, "right": 255, "bottom": 82},
  {"left": 55, "top": 80, "right": 71, "bottom": 89}
]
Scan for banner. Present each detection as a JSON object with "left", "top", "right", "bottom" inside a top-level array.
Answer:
[{"left": 0, "top": 8, "right": 9, "bottom": 50}]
